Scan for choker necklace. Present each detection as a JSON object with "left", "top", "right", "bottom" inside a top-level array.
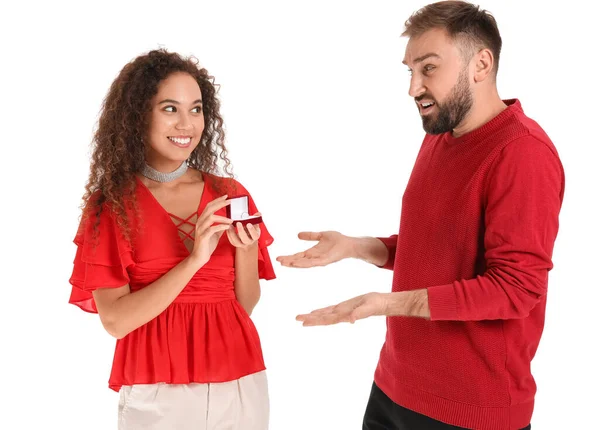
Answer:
[{"left": 140, "top": 161, "right": 188, "bottom": 183}]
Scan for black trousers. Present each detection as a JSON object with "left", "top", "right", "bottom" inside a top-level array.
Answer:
[{"left": 362, "top": 382, "right": 531, "bottom": 430}]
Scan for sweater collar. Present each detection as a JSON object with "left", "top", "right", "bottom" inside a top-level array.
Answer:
[{"left": 442, "top": 99, "right": 522, "bottom": 145}]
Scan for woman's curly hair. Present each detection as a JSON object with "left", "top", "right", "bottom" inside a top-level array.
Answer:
[{"left": 81, "top": 49, "right": 234, "bottom": 242}]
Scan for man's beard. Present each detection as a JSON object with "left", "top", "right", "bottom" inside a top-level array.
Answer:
[{"left": 419, "top": 67, "right": 473, "bottom": 135}]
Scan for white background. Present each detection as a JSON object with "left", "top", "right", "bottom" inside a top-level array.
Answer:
[{"left": 1, "top": 0, "right": 598, "bottom": 429}]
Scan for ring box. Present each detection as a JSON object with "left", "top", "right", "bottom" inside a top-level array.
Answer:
[{"left": 226, "top": 195, "right": 263, "bottom": 226}]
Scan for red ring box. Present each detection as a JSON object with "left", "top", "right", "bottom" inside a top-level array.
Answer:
[{"left": 226, "top": 195, "right": 263, "bottom": 226}]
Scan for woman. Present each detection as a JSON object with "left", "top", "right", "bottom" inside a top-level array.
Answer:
[{"left": 68, "top": 49, "right": 275, "bottom": 430}]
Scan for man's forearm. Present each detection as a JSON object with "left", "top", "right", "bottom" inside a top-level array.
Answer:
[
  {"left": 383, "top": 289, "right": 430, "bottom": 319},
  {"left": 351, "top": 236, "right": 390, "bottom": 266}
]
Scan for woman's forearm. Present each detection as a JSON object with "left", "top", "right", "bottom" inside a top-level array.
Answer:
[{"left": 233, "top": 243, "right": 261, "bottom": 315}]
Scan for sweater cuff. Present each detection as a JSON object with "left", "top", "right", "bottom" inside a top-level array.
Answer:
[
  {"left": 375, "top": 236, "right": 397, "bottom": 270},
  {"left": 427, "top": 283, "right": 459, "bottom": 321}
]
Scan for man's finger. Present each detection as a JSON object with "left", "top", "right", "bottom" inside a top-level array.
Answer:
[
  {"left": 297, "top": 312, "right": 351, "bottom": 326},
  {"left": 308, "top": 304, "right": 338, "bottom": 314},
  {"left": 287, "top": 257, "right": 328, "bottom": 268},
  {"left": 276, "top": 251, "right": 306, "bottom": 262},
  {"left": 298, "top": 231, "right": 322, "bottom": 242}
]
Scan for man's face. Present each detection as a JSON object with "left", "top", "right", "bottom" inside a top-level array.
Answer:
[{"left": 403, "top": 28, "right": 473, "bottom": 134}]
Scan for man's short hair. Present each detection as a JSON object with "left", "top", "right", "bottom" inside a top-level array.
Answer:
[{"left": 403, "top": 1, "right": 502, "bottom": 76}]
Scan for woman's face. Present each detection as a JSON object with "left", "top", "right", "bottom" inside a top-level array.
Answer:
[{"left": 145, "top": 72, "right": 205, "bottom": 169}]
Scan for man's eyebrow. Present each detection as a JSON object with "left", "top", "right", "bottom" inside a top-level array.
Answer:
[{"left": 402, "top": 53, "right": 441, "bottom": 65}]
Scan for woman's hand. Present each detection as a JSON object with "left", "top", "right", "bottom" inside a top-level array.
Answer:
[
  {"left": 188, "top": 195, "right": 233, "bottom": 267},
  {"left": 226, "top": 212, "right": 262, "bottom": 249}
]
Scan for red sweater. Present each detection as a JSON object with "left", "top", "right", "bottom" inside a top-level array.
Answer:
[{"left": 375, "top": 99, "right": 564, "bottom": 430}]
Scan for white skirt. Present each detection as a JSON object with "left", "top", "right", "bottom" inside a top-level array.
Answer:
[{"left": 118, "top": 371, "right": 269, "bottom": 430}]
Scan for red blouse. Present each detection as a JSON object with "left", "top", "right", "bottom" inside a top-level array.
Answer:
[{"left": 68, "top": 174, "right": 275, "bottom": 392}]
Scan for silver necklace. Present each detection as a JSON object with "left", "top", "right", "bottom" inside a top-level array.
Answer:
[{"left": 140, "top": 161, "right": 188, "bottom": 183}]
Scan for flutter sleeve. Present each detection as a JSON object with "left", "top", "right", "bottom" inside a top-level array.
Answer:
[
  {"left": 234, "top": 181, "right": 276, "bottom": 280},
  {"left": 68, "top": 205, "right": 135, "bottom": 313}
]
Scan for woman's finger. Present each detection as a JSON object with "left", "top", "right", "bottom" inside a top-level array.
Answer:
[
  {"left": 226, "top": 228, "right": 244, "bottom": 247},
  {"left": 203, "top": 223, "right": 231, "bottom": 239},
  {"left": 195, "top": 215, "right": 232, "bottom": 237},
  {"left": 197, "top": 196, "right": 231, "bottom": 222},
  {"left": 236, "top": 223, "right": 253, "bottom": 245},
  {"left": 247, "top": 224, "right": 261, "bottom": 241}
]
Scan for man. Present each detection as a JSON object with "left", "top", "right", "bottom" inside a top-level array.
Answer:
[{"left": 276, "top": 1, "right": 564, "bottom": 429}]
